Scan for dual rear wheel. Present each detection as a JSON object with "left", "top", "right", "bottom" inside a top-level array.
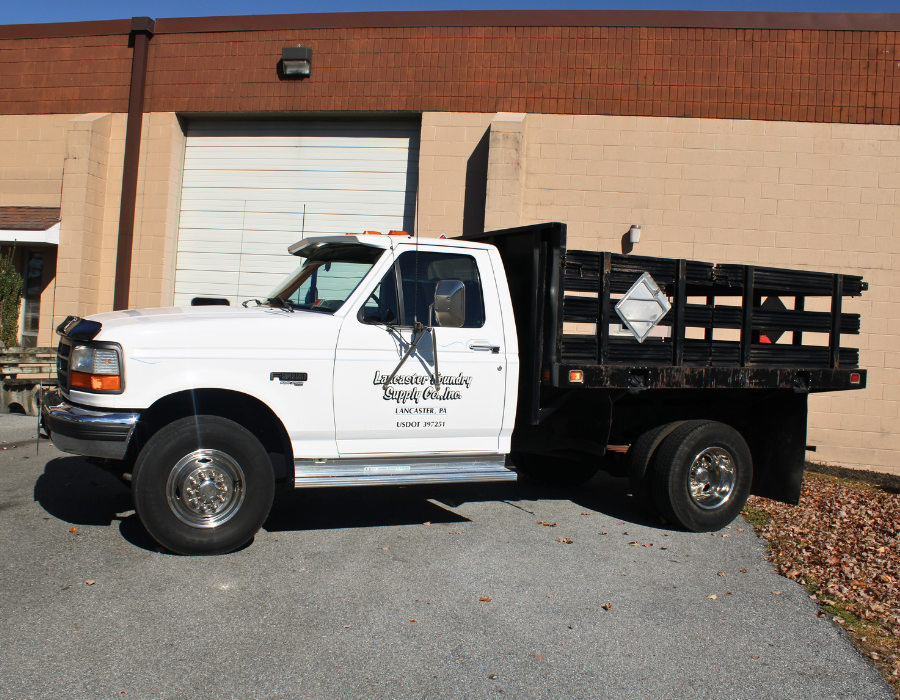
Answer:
[{"left": 628, "top": 420, "right": 752, "bottom": 532}]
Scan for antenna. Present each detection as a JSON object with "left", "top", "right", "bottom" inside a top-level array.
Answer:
[
  {"left": 301, "top": 203, "right": 306, "bottom": 238},
  {"left": 413, "top": 173, "right": 420, "bottom": 324}
]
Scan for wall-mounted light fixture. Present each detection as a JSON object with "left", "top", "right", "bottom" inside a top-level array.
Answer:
[
  {"left": 281, "top": 45, "right": 312, "bottom": 77},
  {"left": 628, "top": 224, "right": 642, "bottom": 243}
]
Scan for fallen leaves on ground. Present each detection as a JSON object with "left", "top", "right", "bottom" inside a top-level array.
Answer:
[
  {"left": 556, "top": 537, "right": 574, "bottom": 544},
  {"left": 85, "top": 580, "right": 95, "bottom": 585},
  {"left": 479, "top": 595, "right": 492, "bottom": 602},
  {"left": 68, "top": 527, "right": 77, "bottom": 533},
  {"left": 601, "top": 603, "right": 612, "bottom": 610},
  {"left": 747, "top": 471, "right": 900, "bottom": 695},
  {"left": 538, "top": 521, "right": 557, "bottom": 527}
]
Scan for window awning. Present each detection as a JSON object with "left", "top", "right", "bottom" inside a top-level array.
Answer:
[{"left": 0, "top": 207, "right": 61, "bottom": 245}]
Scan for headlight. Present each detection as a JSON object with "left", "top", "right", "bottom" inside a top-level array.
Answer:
[{"left": 70, "top": 345, "right": 123, "bottom": 392}]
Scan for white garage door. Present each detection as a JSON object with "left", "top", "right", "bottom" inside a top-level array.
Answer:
[{"left": 173, "top": 118, "right": 420, "bottom": 307}]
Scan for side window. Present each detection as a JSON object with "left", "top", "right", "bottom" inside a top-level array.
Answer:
[
  {"left": 358, "top": 264, "right": 400, "bottom": 325},
  {"left": 396, "top": 252, "right": 485, "bottom": 328}
]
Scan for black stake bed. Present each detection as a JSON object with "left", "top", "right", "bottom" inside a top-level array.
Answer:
[{"left": 460, "top": 222, "right": 866, "bottom": 426}]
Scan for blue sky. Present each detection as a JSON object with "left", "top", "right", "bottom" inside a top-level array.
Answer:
[{"left": 2, "top": 1, "right": 898, "bottom": 26}]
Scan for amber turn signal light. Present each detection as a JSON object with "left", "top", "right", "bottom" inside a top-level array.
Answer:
[
  {"left": 71, "top": 371, "right": 121, "bottom": 392},
  {"left": 569, "top": 370, "right": 584, "bottom": 383}
]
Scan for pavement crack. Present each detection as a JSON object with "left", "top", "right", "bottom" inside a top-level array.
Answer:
[{"left": 502, "top": 500, "right": 535, "bottom": 515}]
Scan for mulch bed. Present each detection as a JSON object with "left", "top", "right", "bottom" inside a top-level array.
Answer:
[{"left": 746, "top": 465, "right": 900, "bottom": 694}]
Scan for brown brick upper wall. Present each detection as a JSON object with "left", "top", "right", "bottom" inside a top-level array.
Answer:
[
  {"left": 0, "top": 13, "right": 898, "bottom": 123},
  {"left": 143, "top": 26, "right": 900, "bottom": 124},
  {"left": 0, "top": 34, "right": 132, "bottom": 114}
]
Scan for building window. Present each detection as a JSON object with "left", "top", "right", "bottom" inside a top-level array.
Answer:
[{"left": 20, "top": 249, "right": 43, "bottom": 347}]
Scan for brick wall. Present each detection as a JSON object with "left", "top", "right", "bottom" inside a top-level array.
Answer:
[
  {"left": 0, "top": 35, "right": 131, "bottom": 114},
  {"left": 0, "top": 114, "right": 71, "bottom": 207},
  {"left": 1, "top": 22, "right": 898, "bottom": 124},
  {"left": 473, "top": 112, "right": 898, "bottom": 473},
  {"left": 144, "top": 26, "right": 900, "bottom": 124},
  {"left": 53, "top": 113, "right": 126, "bottom": 330},
  {"left": 129, "top": 112, "right": 184, "bottom": 309},
  {"left": 418, "top": 112, "right": 495, "bottom": 238}
]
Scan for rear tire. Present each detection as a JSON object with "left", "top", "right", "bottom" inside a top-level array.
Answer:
[
  {"left": 132, "top": 415, "right": 275, "bottom": 555},
  {"left": 651, "top": 420, "right": 752, "bottom": 532},
  {"left": 512, "top": 452, "right": 600, "bottom": 488},
  {"left": 627, "top": 421, "right": 687, "bottom": 516}
]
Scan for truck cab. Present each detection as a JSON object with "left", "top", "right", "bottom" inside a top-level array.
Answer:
[{"left": 44, "top": 233, "right": 521, "bottom": 554}]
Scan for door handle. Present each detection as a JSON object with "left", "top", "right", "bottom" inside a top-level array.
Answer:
[{"left": 468, "top": 343, "right": 500, "bottom": 353}]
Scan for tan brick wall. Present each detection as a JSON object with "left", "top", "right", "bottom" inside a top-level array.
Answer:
[
  {"left": 0, "top": 114, "right": 70, "bottom": 207},
  {"left": 52, "top": 113, "right": 126, "bottom": 332},
  {"left": 130, "top": 112, "right": 184, "bottom": 309},
  {"left": 484, "top": 113, "right": 528, "bottom": 232},
  {"left": 417, "top": 112, "right": 495, "bottom": 238},
  {"left": 506, "top": 113, "right": 899, "bottom": 473}
]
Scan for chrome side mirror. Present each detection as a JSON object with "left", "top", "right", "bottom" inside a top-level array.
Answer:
[{"left": 433, "top": 279, "right": 466, "bottom": 328}]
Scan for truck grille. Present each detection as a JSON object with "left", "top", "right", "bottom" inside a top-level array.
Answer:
[{"left": 57, "top": 338, "right": 71, "bottom": 392}]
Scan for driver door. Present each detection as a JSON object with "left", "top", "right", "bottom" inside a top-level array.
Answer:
[{"left": 333, "top": 246, "right": 508, "bottom": 455}]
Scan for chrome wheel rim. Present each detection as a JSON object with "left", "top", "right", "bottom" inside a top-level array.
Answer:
[
  {"left": 688, "top": 447, "right": 736, "bottom": 510},
  {"left": 166, "top": 449, "right": 245, "bottom": 528}
]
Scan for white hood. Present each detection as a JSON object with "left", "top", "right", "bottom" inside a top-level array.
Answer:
[{"left": 88, "top": 305, "right": 342, "bottom": 357}]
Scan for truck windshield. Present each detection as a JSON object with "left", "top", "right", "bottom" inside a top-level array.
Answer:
[{"left": 268, "top": 243, "right": 385, "bottom": 313}]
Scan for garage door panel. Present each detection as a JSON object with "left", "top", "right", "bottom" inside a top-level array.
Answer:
[
  {"left": 175, "top": 230, "right": 244, "bottom": 254},
  {"left": 187, "top": 120, "right": 419, "bottom": 138},
  {"left": 235, "top": 255, "right": 301, "bottom": 275},
  {"left": 179, "top": 194, "right": 412, "bottom": 210},
  {"left": 176, "top": 118, "right": 419, "bottom": 304},
  {"left": 183, "top": 157, "right": 414, "bottom": 173},
  {"left": 179, "top": 189, "right": 411, "bottom": 208},
  {"left": 178, "top": 214, "right": 413, "bottom": 236},
  {"left": 181, "top": 170, "right": 415, "bottom": 191},
  {"left": 184, "top": 143, "right": 416, "bottom": 157},
  {"left": 176, "top": 252, "right": 243, "bottom": 273}
]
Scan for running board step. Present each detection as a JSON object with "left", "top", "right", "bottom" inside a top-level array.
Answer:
[{"left": 294, "top": 454, "right": 516, "bottom": 488}]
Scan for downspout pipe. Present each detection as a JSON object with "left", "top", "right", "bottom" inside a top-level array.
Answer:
[{"left": 113, "top": 17, "right": 155, "bottom": 311}]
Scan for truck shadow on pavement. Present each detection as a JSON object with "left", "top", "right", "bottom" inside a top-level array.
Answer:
[
  {"left": 33, "top": 457, "right": 666, "bottom": 554},
  {"left": 264, "top": 471, "right": 664, "bottom": 533},
  {"left": 33, "top": 455, "right": 161, "bottom": 552},
  {"left": 34, "top": 456, "right": 132, "bottom": 526}
]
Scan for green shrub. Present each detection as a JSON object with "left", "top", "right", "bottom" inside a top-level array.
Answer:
[{"left": 0, "top": 246, "right": 22, "bottom": 347}]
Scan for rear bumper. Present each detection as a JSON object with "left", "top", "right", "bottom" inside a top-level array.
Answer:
[{"left": 42, "top": 395, "right": 140, "bottom": 460}]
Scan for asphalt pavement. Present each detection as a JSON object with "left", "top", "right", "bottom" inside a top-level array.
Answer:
[{"left": 0, "top": 412, "right": 891, "bottom": 700}]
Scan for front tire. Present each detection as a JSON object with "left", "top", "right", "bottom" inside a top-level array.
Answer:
[
  {"left": 132, "top": 416, "right": 275, "bottom": 555},
  {"left": 651, "top": 420, "right": 752, "bottom": 532}
]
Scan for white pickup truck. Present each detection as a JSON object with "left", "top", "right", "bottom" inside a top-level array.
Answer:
[{"left": 43, "top": 222, "right": 867, "bottom": 555}]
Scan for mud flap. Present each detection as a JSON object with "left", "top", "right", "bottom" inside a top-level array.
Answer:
[{"left": 744, "top": 392, "right": 807, "bottom": 505}]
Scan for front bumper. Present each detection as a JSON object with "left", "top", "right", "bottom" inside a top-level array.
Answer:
[{"left": 42, "top": 395, "right": 140, "bottom": 460}]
